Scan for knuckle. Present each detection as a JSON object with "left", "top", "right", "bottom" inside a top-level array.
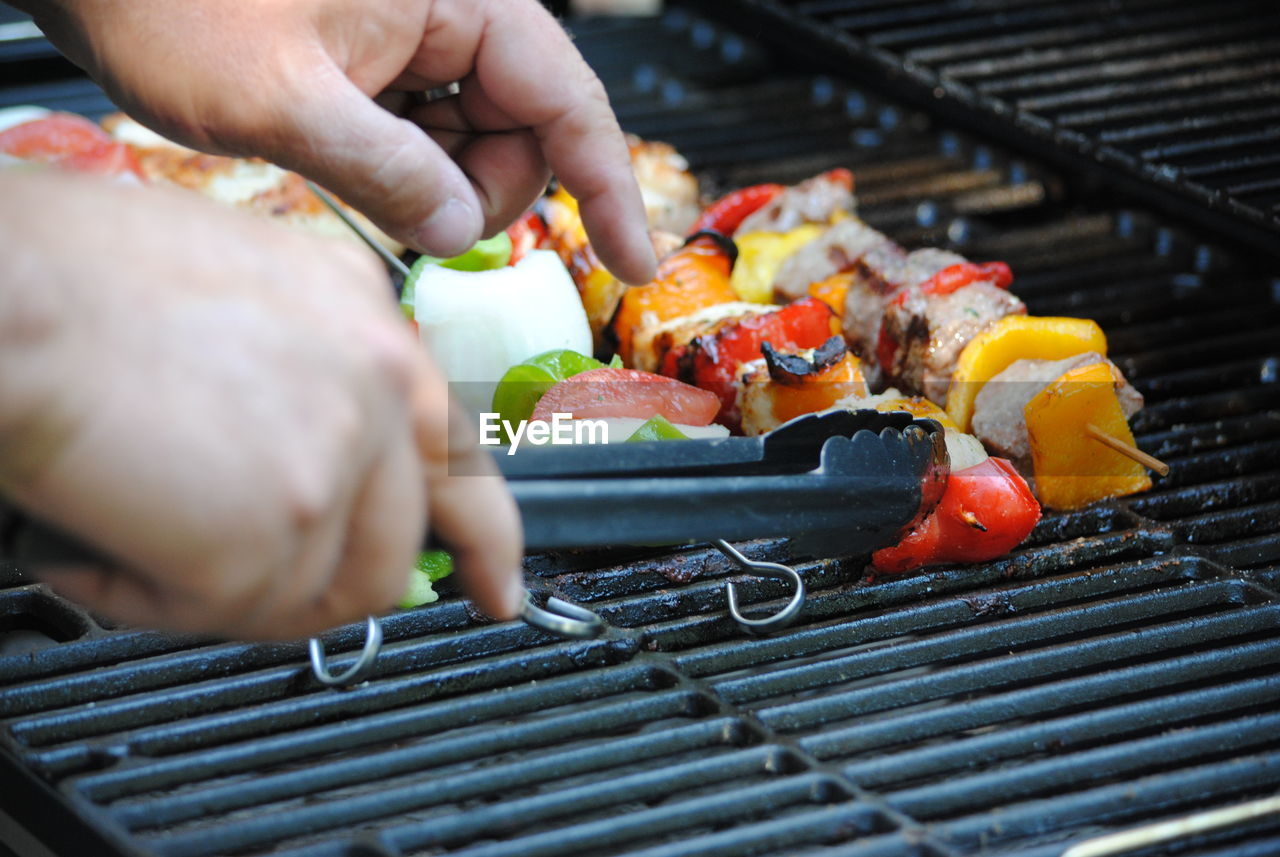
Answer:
[
  {"left": 361, "top": 124, "right": 438, "bottom": 230},
  {"left": 283, "top": 457, "right": 345, "bottom": 535},
  {"left": 363, "top": 327, "right": 424, "bottom": 400}
]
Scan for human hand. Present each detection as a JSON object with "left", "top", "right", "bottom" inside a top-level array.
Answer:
[
  {"left": 0, "top": 170, "right": 524, "bottom": 640},
  {"left": 19, "top": 0, "right": 657, "bottom": 284}
]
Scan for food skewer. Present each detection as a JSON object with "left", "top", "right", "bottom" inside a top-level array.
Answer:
[
  {"left": 306, "top": 180, "right": 412, "bottom": 279},
  {"left": 1086, "top": 423, "right": 1170, "bottom": 476}
]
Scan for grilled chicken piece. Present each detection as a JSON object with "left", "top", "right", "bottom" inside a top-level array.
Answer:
[
  {"left": 738, "top": 337, "right": 869, "bottom": 436},
  {"left": 100, "top": 113, "right": 405, "bottom": 254},
  {"left": 632, "top": 301, "right": 771, "bottom": 374},
  {"left": 627, "top": 135, "right": 702, "bottom": 234},
  {"left": 735, "top": 168, "right": 855, "bottom": 236},
  {"left": 661, "top": 297, "right": 839, "bottom": 432},
  {"left": 971, "top": 352, "right": 1144, "bottom": 469}
]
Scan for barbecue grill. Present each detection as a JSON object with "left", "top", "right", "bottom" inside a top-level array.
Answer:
[{"left": 3, "top": 3, "right": 1280, "bottom": 856}]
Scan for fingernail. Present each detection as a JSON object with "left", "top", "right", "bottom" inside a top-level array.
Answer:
[
  {"left": 502, "top": 571, "right": 527, "bottom": 620},
  {"left": 412, "top": 197, "right": 480, "bottom": 258}
]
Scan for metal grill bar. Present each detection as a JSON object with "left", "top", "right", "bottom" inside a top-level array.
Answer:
[
  {"left": 937, "top": 753, "right": 1280, "bottom": 846},
  {"left": 76, "top": 684, "right": 701, "bottom": 803},
  {"left": 751, "top": 603, "right": 1279, "bottom": 730},
  {"left": 891, "top": 712, "right": 1280, "bottom": 819},
  {"left": 431, "top": 805, "right": 902, "bottom": 857},
  {"left": 378, "top": 762, "right": 834, "bottom": 857},
  {"left": 699, "top": 0, "right": 1280, "bottom": 257},
  {"left": 141, "top": 731, "right": 776, "bottom": 857},
  {"left": 813, "top": 659, "right": 1280, "bottom": 776},
  {"left": 25, "top": 653, "right": 655, "bottom": 778}
]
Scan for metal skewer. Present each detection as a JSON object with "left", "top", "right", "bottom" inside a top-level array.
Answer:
[
  {"left": 304, "top": 186, "right": 606, "bottom": 686},
  {"left": 306, "top": 181, "right": 412, "bottom": 278},
  {"left": 307, "top": 590, "right": 604, "bottom": 688},
  {"left": 714, "top": 539, "right": 805, "bottom": 634}
]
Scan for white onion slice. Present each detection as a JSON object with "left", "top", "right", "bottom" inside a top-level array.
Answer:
[
  {"left": 591, "top": 417, "right": 730, "bottom": 443},
  {"left": 415, "top": 250, "right": 592, "bottom": 414}
]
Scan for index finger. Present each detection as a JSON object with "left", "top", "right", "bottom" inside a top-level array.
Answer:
[{"left": 415, "top": 0, "right": 657, "bottom": 285}]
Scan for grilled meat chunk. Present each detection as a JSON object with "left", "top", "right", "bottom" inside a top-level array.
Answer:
[
  {"left": 842, "top": 246, "right": 965, "bottom": 374},
  {"left": 633, "top": 301, "right": 770, "bottom": 374},
  {"left": 972, "top": 352, "right": 1144, "bottom": 468},
  {"left": 878, "top": 280, "right": 1026, "bottom": 403},
  {"left": 735, "top": 168, "right": 854, "bottom": 236},
  {"left": 776, "top": 218, "right": 901, "bottom": 302}
]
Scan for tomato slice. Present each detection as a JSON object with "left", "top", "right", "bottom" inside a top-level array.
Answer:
[
  {"left": 530, "top": 367, "right": 720, "bottom": 425},
  {"left": 0, "top": 114, "right": 145, "bottom": 179}
]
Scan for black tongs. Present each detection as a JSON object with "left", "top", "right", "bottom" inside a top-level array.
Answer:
[
  {"left": 0, "top": 409, "right": 947, "bottom": 600},
  {"left": 498, "top": 409, "right": 948, "bottom": 560}
]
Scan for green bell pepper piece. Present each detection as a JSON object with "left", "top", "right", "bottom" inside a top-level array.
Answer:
[
  {"left": 626, "top": 415, "right": 690, "bottom": 442},
  {"left": 397, "top": 550, "right": 455, "bottom": 609},
  {"left": 491, "top": 349, "right": 607, "bottom": 434}
]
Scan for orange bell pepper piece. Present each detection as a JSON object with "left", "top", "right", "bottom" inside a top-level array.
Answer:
[
  {"left": 808, "top": 272, "right": 852, "bottom": 319},
  {"left": 610, "top": 233, "right": 738, "bottom": 366}
]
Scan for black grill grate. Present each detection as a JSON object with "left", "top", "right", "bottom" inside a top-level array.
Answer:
[
  {"left": 686, "top": 0, "right": 1280, "bottom": 261},
  {"left": 3, "top": 6, "right": 1280, "bottom": 857}
]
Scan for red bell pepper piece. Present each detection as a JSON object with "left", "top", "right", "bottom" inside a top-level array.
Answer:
[
  {"left": 662, "top": 296, "right": 839, "bottom": 431},
  {"left": 870, "top": 456, "right": 1040, "bottom": 573},
  {"left": 506, "top": 209, "right": 550, "bottom": 266},
  {"left": 688, "top": 183, "right": 784, "bottom": 237}
]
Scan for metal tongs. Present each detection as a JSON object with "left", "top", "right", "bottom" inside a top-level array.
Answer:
[
  {"left": 306, "top": 409, "right": 946, "bottom": 685},
  {"left": 0, "top": 410, "right": 946, "bottom": 687}
]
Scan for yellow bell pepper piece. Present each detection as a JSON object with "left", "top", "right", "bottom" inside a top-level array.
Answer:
[
  {"left": 1025, "top": 361, "right": 1151, "bottom": 510},
  {"left": 872, "top": 395, "right": 959, "bottom": 430},
  {"left": 730, "top": 225, "right": 825, "bottom": 303},
  {"left": 946, "top": 315, "right": 1108, "bottom": 432},
  {"left": 543, "top": 187, "right": 588, "bottom": 254}
]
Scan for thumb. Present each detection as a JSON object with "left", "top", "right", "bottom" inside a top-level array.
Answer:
[{"left": 272, "top": 73, "right": 485, "bottom": 258}]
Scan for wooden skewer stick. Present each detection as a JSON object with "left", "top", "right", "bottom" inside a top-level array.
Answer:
[
  {"left": 1085, "top": 423, "right": 1170, "bottom": 476},
  {"left": 1061, "top": 793, "right": 1280, "bottom": 857}
]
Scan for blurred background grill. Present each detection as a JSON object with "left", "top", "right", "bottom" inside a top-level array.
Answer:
[
  {"left": 698, "top": 0, "right": 1280, "bottom": 260},
  {"left": 2, "top": 3, "right": 1280, "bottom": 856}
]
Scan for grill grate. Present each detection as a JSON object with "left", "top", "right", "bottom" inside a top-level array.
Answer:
[
  {"left": 686, "top": 0, "right": 1280, "bottom": 261},
  {"left": 3, "top": 6, "right": 1280, "bottom": 857}
]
